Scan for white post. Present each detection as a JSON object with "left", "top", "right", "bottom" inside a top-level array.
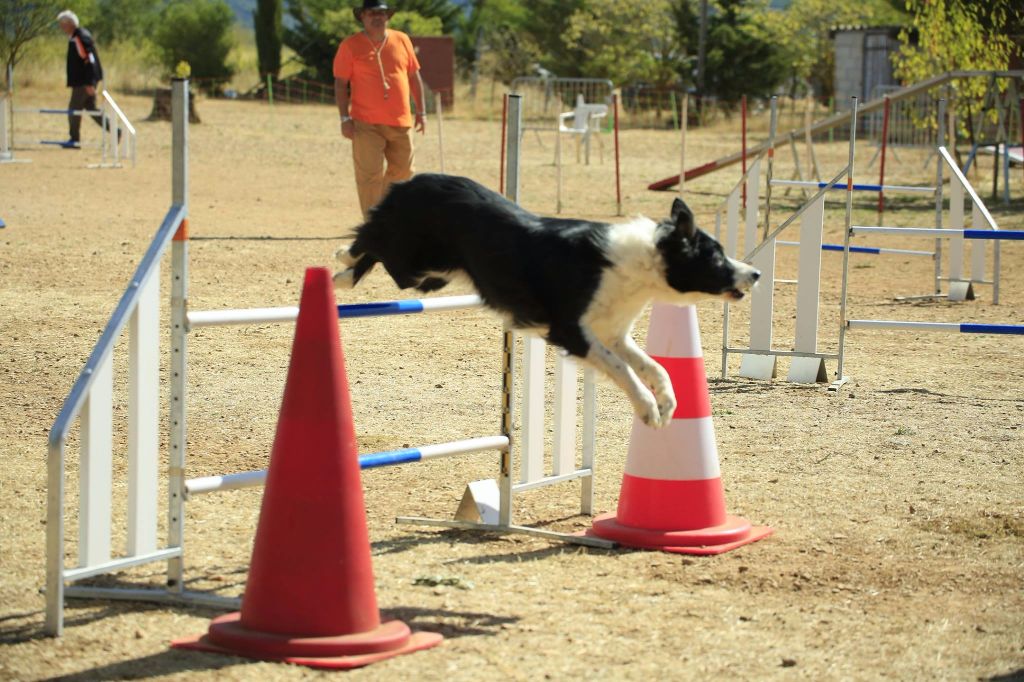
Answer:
[
  {"left": 80, "top": 354, "right": 113, "bottom": 567},
  {"left": 0, "top": 90, "right": 11, "bottom": 161},
  {"left": 127, "top": 271, "right": 160, "bottom": 555},
  {"left": 167, "top": 79, "right": 189, "bottom": 593},
  {"left": 520, "top": 337, "right": 546, "bottom": 483},
  {"left": 580, "top": 368, "right": 596, "bottom": 515},
  {"left": 500, "top": 94, "right": 522, "bottom": 525},
  {"left": 788, "top": 195, "right": 827, "bottom": 382},
  {"left": 552, "top": 355, "right": 577, "bottom": 476},
  {"left": 679, "top": 92, "right": 688, "bottom": 197},
  {"left": 947, "top": 175, "right": 969, "bottom": 300},
  {"left": 435, "top": 91, "right": 445, "bottom": 173},
  {"left": 738, "top": 240, "right": 777, "bottom": 379}
]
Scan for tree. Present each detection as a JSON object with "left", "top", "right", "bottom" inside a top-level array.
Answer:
[
  {"left": 519, "top": 0, "right": 587, "bottom": 77},
  {"left": 892, "top": 0, "right": 1023, "bottom": 140},
  {"left": 283, "top": 0, "right": 444, "bottom": 83},
  {"left": 255, "top": 0, "right": 282, "bottom": 80},
  {"left": 701, "top": 0, "right": 790, "bottom": 102},
  {"left": 0, "top": 0, "right": 62, "bottom": 90},
  {"left": 757, "top": 0, "right": 907, "bottom": 98},
  {"left": 565, "top": 0, "right": 685, "bottom": 87},
  {"left": 153, "top": 0, "right": 236, "bottom": 92},
  {"left": 91, "top": 0, "right": 160, "bottom": 44}
]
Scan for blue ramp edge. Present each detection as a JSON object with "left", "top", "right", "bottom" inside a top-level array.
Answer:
[
  {"left": 337, "top": 299, "right": 425, "bottom": 319},
  {"left": 960, "top": 323, "right": 1024, "bottom": 335},
  {"left": 359, "top": 448, "right": 423, "bottom": 469}
]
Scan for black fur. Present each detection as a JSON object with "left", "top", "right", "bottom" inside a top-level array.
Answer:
[{"left": 336, "top": 173, "right": 759, "bottom": 428}]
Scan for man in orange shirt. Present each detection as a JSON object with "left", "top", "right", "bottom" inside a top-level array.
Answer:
[{"left": 334, "top": 1, "right": 427, "bottom": 217}]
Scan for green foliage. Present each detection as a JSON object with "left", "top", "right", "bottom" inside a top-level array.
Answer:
[
  {"left": 757, "top": 0, "right": 907, "bottom": 97},
  {"left": 892, "top": 0, "right": 1023, "bottom": 138},
  {"left": 671, "top": 0, "right": 790, "bottom": 103},
  {"left": 565, "top": 0, "right": 684, "bottom": 87},
  {"left": 456, "top": 0, "right": 534, "bottom": 86},
  {"left": 254, "top": 0, "right": 282, "bottom": 78},
  {"left": 893, "top": 0, "right": 1020, "bottom": 79},
  {"left": 518, "top": 0, "right": 587, "bottom": 76},
  {"left": 90, "top": 0, "right": 160, "bottom": 43},
  {"left": 283, "top": 0, "right": 444, "bottom": 83},
  {"left": 0, "top": 0, "right": 62, "bottom": 86},
  {"left": 153, "top": 0, "right": 237, "bottom": 90}
]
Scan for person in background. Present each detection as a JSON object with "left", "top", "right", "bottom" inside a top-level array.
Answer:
[
  {"left": 57, "top": 9, "right": 107, "bottom": 149},
  {"left": 334, "top": 0, "right": 427, "bottom": 217}
]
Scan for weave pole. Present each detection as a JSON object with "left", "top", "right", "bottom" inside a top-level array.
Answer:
[
  {"left": 741, "top": 95, "right": 747, "bottom": 208},
  {"left": 435, "top": 91, "right": 445, "bottom": 173},
  {"left": 499, "top": 93, "right": 508, "bottom": 195},
  {"left": 613, "top": 93, "right": 622, "bottom": 215},
  {"left": 877, "top": 96, "right": 891, "bottom": 219}
]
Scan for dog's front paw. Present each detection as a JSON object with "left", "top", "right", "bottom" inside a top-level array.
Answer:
[
  {"left": 636, "top": 394, "right": 663, "bottom": 429},
  {"left": 332, "top": 268, "right": 355, "bottom": 289},
  {"left": 334, "top": 246, "right": 355, "bottom": 265},
  {"left": 655, "top": 389, "right": 677, "bottom": 428}
]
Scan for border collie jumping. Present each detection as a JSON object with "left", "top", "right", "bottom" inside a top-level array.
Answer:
[{"left": 334, "top": 173, "right": 759, "bottom": 429}]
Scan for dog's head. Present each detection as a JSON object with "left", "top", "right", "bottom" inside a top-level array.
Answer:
[{"left": 655, "top": 198, "right": 760, "bottom": 302}]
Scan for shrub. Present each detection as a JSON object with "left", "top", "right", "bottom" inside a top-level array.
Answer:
[{"left": 153, "top": 0, "right": 236, "bottom": 92}]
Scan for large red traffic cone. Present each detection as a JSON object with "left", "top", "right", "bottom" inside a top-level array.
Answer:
[
  {"left": 587, "top": 303, "right": 772, "bottom": 555},
  {"left": 171, "top": 267, "right": 442, "bottom": 668}
]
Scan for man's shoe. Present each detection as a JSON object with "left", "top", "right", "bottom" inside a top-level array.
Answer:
[{"left": 59, "top": 139, "right": 80, "bottom": 149}]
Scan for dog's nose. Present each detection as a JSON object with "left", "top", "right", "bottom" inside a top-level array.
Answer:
[{"left": 750, "top": 269, "right": 761, "bottom": 282}]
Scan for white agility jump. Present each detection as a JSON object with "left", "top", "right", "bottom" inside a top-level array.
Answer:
[
  {"left": 5, "top": 89, "right": 135, "bottom": 167},
  {"left": 45, "top": 86, "right": 608, "bottom": 637},
  {"left": 718, "top": 96, "right": 1013, "bottom": 390}
]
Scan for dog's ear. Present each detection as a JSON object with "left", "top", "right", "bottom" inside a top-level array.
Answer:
[{"left": 671, "top": 197, "right": 697, "bottom": 241}]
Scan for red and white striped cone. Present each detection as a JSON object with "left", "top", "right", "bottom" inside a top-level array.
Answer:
[{"left": 588, "top": 303, "right": 772, "bottom": 555}]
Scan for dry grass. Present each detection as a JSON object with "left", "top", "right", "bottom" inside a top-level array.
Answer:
[{"left": 1, "top": 84, "right": 1022, "bottom": 681}]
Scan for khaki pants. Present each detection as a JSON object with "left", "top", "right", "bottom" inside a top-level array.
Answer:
[{"left": 351, "top": 121, "right": 415, "bottom": 218}]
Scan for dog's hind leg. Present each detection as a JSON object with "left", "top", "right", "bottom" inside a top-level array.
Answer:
[{"left": 611, "top": 335, "right": 676, "bottom": 427}]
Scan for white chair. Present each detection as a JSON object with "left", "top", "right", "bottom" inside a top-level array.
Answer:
[
  {"left": 555, "top": 94, "right": 609, "bottom": 213},
  {"left": 557, "top": 93, "right": 608, "bottom": 165}
]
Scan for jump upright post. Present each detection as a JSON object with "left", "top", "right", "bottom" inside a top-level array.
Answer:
[
  {"left": 719, "top": 97, "right": 856, "bottom": 388},
  {"left": 11, "top": 90, "right": 136, "bottom": 168},
  {"left": 45, "top": 86, "right": 610, "bottom": 637}
]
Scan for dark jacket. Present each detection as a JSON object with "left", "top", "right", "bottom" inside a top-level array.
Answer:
[{"left": 66, "top": 27, "right": 103, "bottom": 87}]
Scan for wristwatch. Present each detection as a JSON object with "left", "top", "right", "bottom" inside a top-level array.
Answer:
[{"left": 341, "top": 115, "right": 352, "bottom": 123}]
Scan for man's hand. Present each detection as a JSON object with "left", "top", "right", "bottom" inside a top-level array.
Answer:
[
  {"left": 340, "top": 117, "right": 353, "bottom": 140},
  {"left": 84, "top": 85, "right": 96, "bottom": 97},
  {"left": 415, "top": 112, "right": 426, "bottom": 134}
]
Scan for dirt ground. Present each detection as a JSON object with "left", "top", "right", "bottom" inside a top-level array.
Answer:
[{"left": 1, "top": 90, "right": 1022, "bottom": 681}]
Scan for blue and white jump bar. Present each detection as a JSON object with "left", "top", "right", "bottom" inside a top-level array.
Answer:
[
  {"left": 184, "top": 435, "right": 510, "bottom": 497},
  {"left": 771, "top": 179, "right": 936, "bottom": 194},
  {"left": 777, "top": 240, "right": 933, "bottom": 257},
  {"left": 851, "top": 226, "right": 1024, "bottom": 240},
  {"left": 14, "top": 107, "right": 102, "bottom": 116},
  {"left": 848, "top": 320, "right": 1024, "bottom": 335},
  {"left": 187, "top": 294, "right": 483, "bottom": 328}
]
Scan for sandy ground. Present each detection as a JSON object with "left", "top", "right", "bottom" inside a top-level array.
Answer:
[{"left": 1, "top": 90, "right": 1022, "bottom": 681}]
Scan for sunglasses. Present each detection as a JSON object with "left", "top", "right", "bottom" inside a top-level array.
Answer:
[{"left": 365, "top": 9, "right": 389, "bottom": 16}]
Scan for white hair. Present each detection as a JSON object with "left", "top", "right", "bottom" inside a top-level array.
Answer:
[{"left": 56, "top": 10, "right": 79, "bottom": 27}]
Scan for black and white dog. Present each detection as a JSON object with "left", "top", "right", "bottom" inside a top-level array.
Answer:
[{"left": 334, "top": 173, "right": 758, "bottom": 428}]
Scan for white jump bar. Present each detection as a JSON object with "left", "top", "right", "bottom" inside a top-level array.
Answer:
[
  {"left": 184, "top": 435, "right": 510, "bottom": 497},
  {"left": 849, "top": 320, "right": 964, "bottom": 332},
  {"left": 850, "top": 226, "right": 950, "bottom": 237},
  {"left": 187, "top": 294, "right": 483, "bottom": 328}
]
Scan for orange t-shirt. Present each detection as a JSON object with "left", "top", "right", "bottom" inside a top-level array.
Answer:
[{"left": 333, "top": 29, "right": 420, "bottom": 127}]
